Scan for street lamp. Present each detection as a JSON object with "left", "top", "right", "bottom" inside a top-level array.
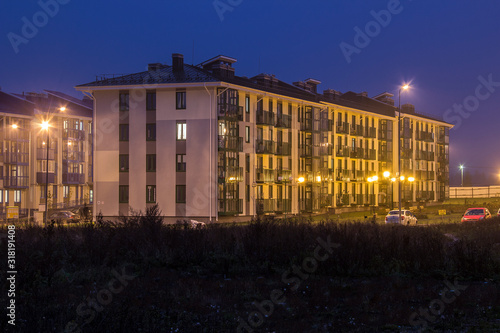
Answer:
[
  {"left": 459, "top": 164, "right": 464, "bottom": 187},
  {"left": 398, "top": 83, "right": 410, "bottom": 224}
]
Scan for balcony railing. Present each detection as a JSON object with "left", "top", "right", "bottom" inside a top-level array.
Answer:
[
  {"left": 350, "top": 124, "right": 364, "bottom": 136},
  {"left": 276, "top": 169, "right": 292, "bottom": 183},
  {"left": 275, "top": 142, "right": 291, "bottom": 156},
  {"left": 37, "top": 172, "right": 55, "bottom": 184},
  {"left": 4, "top": 152, "right": 29, "bottom": 164},
  {"left": 352, "top": 170, "right": 365, "bottom": 181},
  {"left": 37, "top": 148, "right": 55, "bottom": 160},
  {"left": 364, "top": 127, "right": 377, "bottom": 138},
  {"left": 378, "top": 151, "right": 392, "bottom": 162},
  {"left": 256, "top": 199, "right": 276, "bottom": 214},
  {"left": 218, "top": 166, "right": 243, "bottom": 183},
  {"left": 320, "top": 168, "right": 334, "bottom": 181},
  {"left": 256, "top": 168, "right": 276, "bottom": 183},
  {"left": 219, "top": 135, "right": 243, "bottom": 152},
  {"left": 319, "top": 144, "right": 333, "bottom": 156},
  {"left": 63, "top": 151, "right": 85, "bottom": 162},
  {"left": 275, "top": 114, "right": 292, "bottom": 128},
  {"left": 63, "top": 128, "right": 85, "bottom": 140},
  {"left": 276, "top": 199, "right": 291, "bottom": 213},
  {"left": 320, "top": 119, "right": 332, "bottom": 131},
  {"left": 336, "top": 169, "right": 352, "bottom": 181},
  {"left": 219, "top": 198, "right": 243, "bottom": 215},
  {"left": 416, "top": 131, "right": 434, "bottom": 142},
  {"left": 336, "top": 146, "right": 350, "bottom": 158},
  {"left": 256, "top": 139, "right": 275, "bottom": 154},
  {"left": 218, "top": 104, "right": 243, "bottom": 121},
  {"left": 416, "top": 191, "right": 434, "bottom": 202},
  {"left": 256, "top": 110, "right": 275, "bottom": 126},
  {"left": 364, "top": 149, "right": 376, "bottom": 160},
  {"left": 336, "top": 193, "right": 350, "bottom": 206},
  {"left": 63, "top": 173, "right": 85, "bottom": 184},
  {"left": 4, "top": 176, "right": 29, "bottom": 188},
  {"left": 378, "top": 130, "right": 391, "bottom": 140},
  {"left": 350, "top": 147, "right": 364, "bottom": 159},
  {"left": 336, "top": 122, "right": 349, "bottom": 134}
]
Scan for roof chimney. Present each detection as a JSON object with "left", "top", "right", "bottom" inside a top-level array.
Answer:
[{"left": 172, "top": 53, "right": 184, "bottom": 72}]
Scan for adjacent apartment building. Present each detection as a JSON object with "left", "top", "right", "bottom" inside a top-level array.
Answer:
[
  {"left": 0, "top": 90, "right": 93, "bottom": 218},
  {"left": 77, "top": 53, "right": 452, "bottom": 221}
]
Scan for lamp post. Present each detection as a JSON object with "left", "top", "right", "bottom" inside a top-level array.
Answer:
[
  {"left": 459, "top": 164, "right": 464, "bottom": 187},
  {"left": 41, "top": 121, "right": 50, "bottom": 224},
  {"left": 398, "top": 84, "right": 409, "bottom": 224}
]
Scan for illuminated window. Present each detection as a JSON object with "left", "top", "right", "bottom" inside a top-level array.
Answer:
[{"left": 176, "top": 121, "right": 186, "bottom": 140}]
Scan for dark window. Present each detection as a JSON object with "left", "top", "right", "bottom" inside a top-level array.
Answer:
[
  {"left": 146, "top": 123, "right": 156, "bottom": 141},
  {"left": 119, "top": 124, "right": 129, "bottom": 141},
  {"left": 146, "top": 154, "right": 156, "bottom": 172},
  {"left": 176, "top": 154, "right": 186, "bottom": 172},
  {"left": 246, "top": 185, "right": 250, "bottom": 202},
  {"left": 119, "top": 185, "right": 129, "bottom": 203},
  {"left": 0, "top": 166, "right": 3, "bottom": 179},
  {"left": 176, "top": 185, "right": 186, "bottom": 203},
  {"left": 176, "top": 91, "right": 186, "bottom": 109},
  {"left": 119, "top": 154, "right": 129, "bottom": 172},
  {"left": 245, "top": 126, "right": 250, "bottom": 143},
  {"left": 146, "top": 91, "right": 156, "bottom": 111},
  {"left": 245, "top": 154, "right": 250, "bottom": 173},
  {"left": 119, "top": 92, "right": 129, "bottom": 111},
  {"left": 245, "top": 95, "right": 250, "bottom": 113},
  {"left": 146, "top": 185, "right": 156, "bottom": 203}
]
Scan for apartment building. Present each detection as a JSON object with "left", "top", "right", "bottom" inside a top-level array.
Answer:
[
  {"left": 0, "top": 90, "right": 93, "bottom": 218},
  {"left": 77, "top": 53, "right": 452, "bottom": 220}
]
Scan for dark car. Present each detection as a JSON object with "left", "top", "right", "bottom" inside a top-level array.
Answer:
[
  {"left": 461, "top": 208, "right": 492, "bottom": 222},
  {"left": 49, "top": 211, "right": 80, "bottom": 223}
]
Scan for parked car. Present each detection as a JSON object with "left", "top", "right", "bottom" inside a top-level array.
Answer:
[
  {"left": 49, "top": 211, "right": 80, "bottom": 223},
  {"left": 385, "top": 210, "right": 418, "bottom": 225},
  {"left": 461, "top": 208, "right": 492, "bottom": 222}
]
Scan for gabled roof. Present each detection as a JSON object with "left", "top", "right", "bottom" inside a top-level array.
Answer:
[{"left": 0, "top": 91, "right": 35, "bottom": 117}]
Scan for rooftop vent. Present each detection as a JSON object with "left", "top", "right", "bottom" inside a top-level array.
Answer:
[
  {"left": 172, "top": 53, "right": 184, "bottom": 72},
  {"left": 201, "top": 55, "right": 237, "bottom": 79},
  {"left": 148, "top": 63, "right": 163, "bottom": 71}
]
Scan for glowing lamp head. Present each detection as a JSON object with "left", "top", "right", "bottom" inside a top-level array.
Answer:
[
  {"left": 372, "top": 175, "right": 379, "bottom": 181},
  {"left": 316, "top": 176, "right": 321, "bottom": 182},
  {"left": 367, "top": 177, "right": 373, "bottom": 182},
  {"left": 391, "top": 178, "right": 396, "bottom": 182},
  {"left": 400, "top": 176, "right": 405, "bottom": 181},
  {"left": 402, "top": 84, "right": 409, "bottom": 90},
  {"left": 41, "top": 121, "right": 49, "bottom": 130},
  {"left": 408, "top": 177, "right": 415, "bottom": 182},
  {"left": 459, "top": 164, "right": 464, "bottom": 170},
  {"left": 383, "top": 171, "right": 390, "bottom": 178},
  {"left": 59, "top": 107, "right": 66, "bottom": 112},
  {"left": 298, "top": 176, "right": 305, "bottom": 183},
  {"left": 12, "top": 124, "right": 18, "bottom": 129}
]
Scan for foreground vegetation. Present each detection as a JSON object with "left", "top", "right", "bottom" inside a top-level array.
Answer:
[{"left": 2, "top": 211, "right": 500, "bottom": 332}]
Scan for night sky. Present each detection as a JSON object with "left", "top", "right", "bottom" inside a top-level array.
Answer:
[{"left": 2, "top": 0, "right": 499, "bottom": 186}]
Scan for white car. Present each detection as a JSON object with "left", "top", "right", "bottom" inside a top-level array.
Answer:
[{"left": 385, "top": 210, "right": 418, "bottom": 225}]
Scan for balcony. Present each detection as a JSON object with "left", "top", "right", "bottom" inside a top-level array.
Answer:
[
  {"left": 63, "top": 151, "right": 85, "bottom": 162},
  {"left": 320, "top": 168, "right": 334, "bottom": 182},
  {"left": 320, "top": 119, "right": 332, "bottom": 131},
  {"left": 299, "top": 145, "right": 318, "bottom": 157},
  {"left": 219, "top": 135, "right": 243, "bottom": 152},
  {"left": 352, "top": 170, "right": 365, "bottom": 181},
  {"left": 256, "top": 109, "right": 275, "bottom": 126},
  {"left": 319, "top": 144, "right": 333, "bottom": 156},
  {"left": 416, "top": 131, "right": 434, "bottom": 142},
  {"left": 63, "top": 173, "right": 85, "bottom": 184},
  {"left": 364, "top": 149, "right": 376, "bottom": 160},
  {"left": 276, "top": 199, "right": 291, "bottom": 213},
  {"left": 218, "top": 104, "right": 243, "bottom": 121},
  {"left": 401, "top": 148, "right": 413, "bottom": 159},
  {"left": 275, "top": 142, "right": 291, "bottom": 156},
  {"left": 256, "top": 168, "right": 276, "bottom": 183},
  {"left": 336, "top": 146, "right": 350, "bottom": 158},
  {"left": 365, "top": 127, "right": 377, "bottom": 138},
  {"left": 350, "top": 124, "right": 364, "bottom": 136},
  {"left": 336, "top": 193, "right": 350, "bottom": 206},
  {"left": 378, "top": 151, "right": 392, "bottom": 162},
  {"left": 300, "top": 119, "right": 315, "bottom": 132},
  {"left": 4, "top": 176, "right": 29, "bottom": 188},
  {"left": 320, "top": 193, "right": 333, "bottom": 208},
  {"left": 438, "top": 154, "right": 449, "bottom": 163},
  {"left": 256, "top": 139, "right": 275, "bottom": 154},
  {"left": 276, "top": 169, "right": 292, "bottom": 183},
  {"left": 416, "top": 191, "right": 434, "bottom": 202},
  {"left": 63, "top": 128, "right": 85, "bottom": 140},
  {"left": 401, "top": 126, "right": 413, "bottom": 139},
  {"left": 336, "top": 122, "right": 349, "bottom": 134},
  {"left": 437, "top": 134, "right": 448, "bottom": 144},
  {"left": 218, "top": 166, "right": 243, "bottom": 183},
  {"left": 219, "top": 198, "right": 243, "bottom": 215},
  {"left": 275, "top": 114, "right": 292, "bottom": 128},
  {"left": 256, "top": 199, "right": 276, "bottom": 214},
  {"left": 4, "top": 152, "right": 29, "bottom": 164},
  {"left": 37, "top": 148, "right": 55, "bottom": 160},
  {"left": 336, "top": 169, "right": 352, "bottom": 181},
  {"left": 378, "top": 130, "right": 391, "bottom": 140},
  {"left": 350, "top": 147, "right": 364, "bottom": 159},
  {"left": 37, "top": 172, "right": 55, "bottom": 184},
  {"left": 437, "top": 171, "right": 449, "bottom": 183}
]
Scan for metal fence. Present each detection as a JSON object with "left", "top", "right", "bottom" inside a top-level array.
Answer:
[{"left": 449, "top": 186, "right": 500, "bottom": 198}]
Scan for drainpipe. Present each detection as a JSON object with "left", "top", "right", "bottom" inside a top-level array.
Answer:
[
  {"left": 82, "top": 91, "right": 96, "bottom": 222},
  {"left": 204, "top": 84, "right": 213, "bottom": 223}
]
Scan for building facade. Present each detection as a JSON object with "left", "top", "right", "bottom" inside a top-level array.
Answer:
[
  {"left": 77, "top": 53, "right": 452, "bottom": 220},
  {"left": 0, "top": 90, "right": 93, "bottom": 219}
]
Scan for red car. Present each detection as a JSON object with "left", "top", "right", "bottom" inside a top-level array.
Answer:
[{"left": 461, "top": 208, "right": 492, "bottom": 222}]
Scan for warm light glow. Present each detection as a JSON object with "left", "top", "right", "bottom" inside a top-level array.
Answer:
[
  {"left": 228, "top": 177, "right": 235, "bottom": 181},
  {"left": 11, "top": 124, "right": 18, "bottom": 129},
  {"left": 391, "top": 178, "right": 396, "bottom": 182},
  {"left": 400, "top": 176, "right": 405, "bottom": 181},
  {"left": 59, "top": 107, "right": 66, "bottom": 112},
  {"left": 298, "top": 176, "right": 305, "bottom": 183},
  {"left": 68, "top": 141, "right": 72, "bottom": 146},
  {"left": 367, "top": 177, "right": 373, "bottom": 182},
  {"left": 42, "top": 142, "right": 46, "bottom": 145},
  {"left": 408, "top": 177, "right": 415, "bottom": 182},
  {"left": 402, "top": 84, "right": 409, "bottom": 90},
  {"left": 41, "top": 121, "right": 49, "bottom": 130},
  {"left": 459, "top": 164, "right": 464, "bottom": 170},
  {"left": 383, "top": 171, "right": 390, "bottom": 178},
  {"left": 316, "top": 175, "right": 321, "bottom": 182},
  {"left": 372, "top": 175, "right": 379, "bottom": 181}
]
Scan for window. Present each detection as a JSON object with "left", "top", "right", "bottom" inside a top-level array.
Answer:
[
  {"left": 0, "top": 165, "right": 3, "bottom": 179},
  {"left": 4, "top": 190, "right": 8, "bottom": 203},
  {"left": 119, "top": 92, "right": 129, "bottom": 111},
  {"left": 146, "top": 91, "right": 156, "bottom": 111},
  {"left": 176, "top": 91, "right": 186, "bottom": 109},
  {"left": 245, "top": 154, "right": 250, "bottom": 173},
  {"left": 119, "top": 185, "right": 129, "bottom": 203},
  {"left": 146, "top": 123, "right": 156, "bottom": 141},
  {"left": 245, "top": 95, "right": 250, "bottom": 113},
  {"left": 246, "top": 185, "right": 250, "bottom": 202},
  {"left": 245, "top": 126, "right": 250, "bottom": 143},
  {"left": 177, "top": 121, "right": 186, "bottom": 140},
  {"left": 53, "top": 185, "right": 57, "bottom": 200},
  {"left": 90, "top": 190, "right": 93, "bottom": 203},
  {"left": 146, "top": 185, "right": 156, "bottom": 203},
  {"left": 63, "top": 185, "right": 70, "bottom": 198},
  {"left": 119, "top": 155, "right": 129, "bottom": 172},
  {"left": 176, "top": 185, "right": 186, "bottom": 203},
  {"left": 0, "top": 190, "right": 3, "bottom": 203},
  {"left": 119, "top": 124, "right": 129, "bottom": 141},
  {"left": 176, "top": 154, "right": 186, "bottom": 172},
  {"left": 146, "top": 154, "right": 156, "bottom": 172}
]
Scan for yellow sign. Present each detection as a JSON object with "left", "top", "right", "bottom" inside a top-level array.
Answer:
[
  {"left": 7, "top": 206, "right": 19, "bottom": 219},
  {"left": 438, "top": 210, "right": 446, "bottom": 216}
]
